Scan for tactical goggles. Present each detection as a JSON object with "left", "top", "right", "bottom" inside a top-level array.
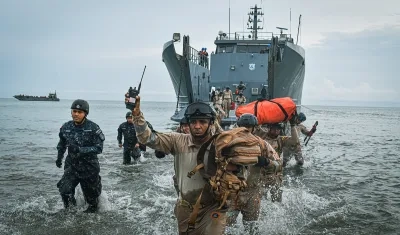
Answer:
[{"left": 185, "top": 105, "right": 213, "bottom": 117}]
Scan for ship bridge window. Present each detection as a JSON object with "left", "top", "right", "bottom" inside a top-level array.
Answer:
[
  {"left": 217, "top": 45, "right": 233, "bottom": 53},
  {"left": 237, "top": 45, "right": 264, "bottom": 53}
]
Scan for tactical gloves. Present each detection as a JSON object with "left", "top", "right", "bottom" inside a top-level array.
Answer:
[
  {"left": 256, "top": 156, "right": 270, "bottom": 167},
  {"left": 68, "top": 144, "right": 80, "bottom": 154},
  {"left": 56, "top": 158, "right": 62, "bottom": 168},
  {"left": 155, "top": 150, "right": 166, "bottom": 158}
]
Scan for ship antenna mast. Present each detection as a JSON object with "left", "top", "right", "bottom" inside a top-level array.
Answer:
[
  {"left": 248, "top": 4, "right": 263, "bottom": 39},
  {"left": 290, "top": 8, "right": 292, "bottom": 36},
  {"left": 296, "top": 14, "right": 302, "bottom": 45},
  {"left": 229, "top": 0, "right": 231, "bottom": 39}
]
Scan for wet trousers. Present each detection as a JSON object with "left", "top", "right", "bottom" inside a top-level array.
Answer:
[
  {"left": 57, "top": 165, "right": 102, "bottom": 206},
  {"left": 282, "top": 144, "right": 304, "bottom": 167},
  {"left": 260, "top": 172, "right": 283, "bottom": 202},
  {"left": 174, "top": 200, "right": 227, "bottom": 235},
  {"left": 226, "top": 187, "right": 261, "bottom": 234},
  {"left": 123, "top": 147, "right": 141, "bottom": 164}
]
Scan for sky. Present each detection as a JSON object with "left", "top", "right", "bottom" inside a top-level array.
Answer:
[{"left": 1, "top": 0, "right": 399, "bottom": 106}]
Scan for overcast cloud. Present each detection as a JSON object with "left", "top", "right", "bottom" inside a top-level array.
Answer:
[{"left": 1, "top": 0, "right": 399, "bottom": 105}]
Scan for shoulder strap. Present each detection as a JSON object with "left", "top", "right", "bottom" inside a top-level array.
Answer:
[{"left": 187, "top": 134, "right": 219, "bottom": 179}]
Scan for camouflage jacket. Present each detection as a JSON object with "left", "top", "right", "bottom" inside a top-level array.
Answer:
[
  {"left": 117, "top": 122, "right": 139, "bottom": 148},
  {"left": 57, "top": 119, "right": 105, "bottom": 174}
]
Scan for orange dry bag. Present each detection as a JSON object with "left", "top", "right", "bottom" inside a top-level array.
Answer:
[
  {"left": 235, "top": 97, "right": 296, "bottom": 124},
  {"left": 230, "top": 102, "right": 236, "bottom": 110}
]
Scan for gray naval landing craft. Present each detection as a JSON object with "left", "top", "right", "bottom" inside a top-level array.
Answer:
[
  {"left": 13, "top": 91, "right": 60, "bottom": 101},
  {"left": 162, "top": 4, "right": 305, "bottom": 126}
]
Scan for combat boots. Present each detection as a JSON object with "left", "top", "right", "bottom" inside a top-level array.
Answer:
[
  {"left": 83, "top": 197, "right": 99, "bottom": 213},
  {"left": 61, "top": 195, "right": 76, "bottom": 209}
]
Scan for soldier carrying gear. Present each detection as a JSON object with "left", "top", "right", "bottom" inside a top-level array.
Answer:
[
  {"left": 222, "top": 87, "right": 233, "bottom": 118},
  {"left": 235, "top": 92, "right": 247, "bottom": 105},
  {"left": 225, "top": 113, "right": 281, "bottom": 234},
  {"left": 253, "top": 116, "right": 299, "bottom": 202},
  {"left": 128, "top": 96, "right": 228, "bottom": 234},
  {"left": 283, "top": 112, "right": 317, "bottom": 166},
  {"left": 117, "top": 111, "right": 142, "bottom": 164},
  {"left": 56, "top": 99, "right": 105, "bottom": 213},
  {"left": 296, "top": 112, "right": 316, "bottom": 136}
]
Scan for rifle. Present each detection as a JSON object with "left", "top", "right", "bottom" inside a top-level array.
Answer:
[
  {"left": 126, "top": 65, "right": 146, "bottom": 110},
  {"left": 304, "top": 121, "right": 318, "bottom": 146}
]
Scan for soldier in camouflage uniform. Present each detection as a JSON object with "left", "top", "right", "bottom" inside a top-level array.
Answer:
[
  {"left": 128, "top": 95, "right": 227, "bottom": 234},
  {"left": 282, "top": 112, "right": 314, "bottom": 166},
  {"left": 117, "top": 111, "right": 141, "bottom": 164},
  {"left": 253, "top": 119, "right": 298, "bottom": 202},
  {"left": 56, "top": 99, "right": 105, "bottom": 213},
  {"left": 226, "top": 114, "right": 281, "bottom": 234},
  {"left": 235, "top": 92, "right": 246, "bottom": 105}
]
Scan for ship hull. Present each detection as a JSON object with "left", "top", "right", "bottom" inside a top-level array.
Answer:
[
  {"left": 273, "top": 42, "right": 305, "bottom": 106},
  {"left": 14, "top": 96, "right": 60, "bottom": 101},
  {"left": 162, "top": 40, "right": 211, "bottom": 122}
]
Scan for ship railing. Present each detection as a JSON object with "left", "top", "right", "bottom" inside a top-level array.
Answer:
[
  {"left": 216, "top": 32, "right": 274, "bottom": 41},
  {"left": 186, "top": 46, "right": 209, "bottom": 69}
]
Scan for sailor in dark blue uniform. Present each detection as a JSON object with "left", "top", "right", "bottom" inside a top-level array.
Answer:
[
  {"left": 56, "top": 99, "right": 105, "bottom": 213},
  {"left": 117, "top": 112, "right": 141, "bottom": 164}
]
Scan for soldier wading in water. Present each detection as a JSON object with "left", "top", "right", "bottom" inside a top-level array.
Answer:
[{"left": 56, "top": 99, "right": 105, "bottom": 213}]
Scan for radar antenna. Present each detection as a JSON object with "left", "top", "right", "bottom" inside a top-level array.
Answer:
[{"left": 276, "top": 27, "right": 288, "bottom": 35}]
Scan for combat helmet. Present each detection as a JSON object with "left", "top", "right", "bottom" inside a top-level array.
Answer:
[
  {"left": 237, "top": 113, "right": 258, "bottom": 127},
  {"left": 180, "top": 116, "right": 189, "bottom": 125},
  {"left": 71, "top": 99, "right": 89, "bottom": 114},
  {"left": 298, "top": 112, "right": 306, "bottom": 122},
  {"left": 184, "top": 102, "right": 216, "bottom": 122}
]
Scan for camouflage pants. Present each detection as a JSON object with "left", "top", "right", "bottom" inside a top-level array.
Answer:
[
  {"left": 223, "top": 99, "right": 231, "bottom": 118},
  {"left": 226, "top": 187, "right": 261, "bottom": 224},
  {"left": 260, "top": 172, "right": 283, "bottom": 203},
  {"left": 174, "top": 200, "right": 227, "bottom": 235},
  {"left": 123, "top": 147, "right": 141, "bottom": 164},
  {"left": 282, "top": 144, "right": 304, "bottom": 167},
  {"left": 226, "top": 187, "right": 261, "bottom": 234},
  {"left": 57, "top": 165, "right": 102, "bottom": 206}
]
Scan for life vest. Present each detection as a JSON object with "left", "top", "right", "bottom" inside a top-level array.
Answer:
[
  {"left": 235, "top": 97, "right": 296, "bottom": 124},
  {"left": 187, "top": 127, "right": 266, "bottom": 209}
]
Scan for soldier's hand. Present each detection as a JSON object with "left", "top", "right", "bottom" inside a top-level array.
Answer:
[
  {"left": 56, "top": 158, "right": 62, "bottom": 168},
  {"left": 132, "top": 96, "right": 141, "bottom": 116},
  {"left": 135, "top": 143, "right": 140, "bottom": 148},
  {"left": 256, "top": 156, "right": 270, "bottom": 167},
  {"left": 309, "top": 126, "right": 317, "bottom": 136},
  {"left": 68, "top": 144, "right": 80, "bottom": 154},
  {"left": 118, "top": 144, "right": 122, "bottom": 148}
]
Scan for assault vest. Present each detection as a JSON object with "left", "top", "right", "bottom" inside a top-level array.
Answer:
[{"left": 187, "top": 127, "right": 266, "bottom": 209}]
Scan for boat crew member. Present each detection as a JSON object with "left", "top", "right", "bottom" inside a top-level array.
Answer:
[
  {"left": 117, "top": 111, "right": 142, "bottom": 164},
  {"left": 222, "top": 87, "right": 233, "bottom": 118},
  {"left": 253, "top": 119, "right": 299, "bottom": 202},
  {"left": 237, "top": 81, "right": 246, "bottom": 92},
  {"left": 56, "top": 99, "right": 105, "bottom": 213},
  {"left": 235, "top": 92, "right": 247, "bottom": 105},
  {"left": 226, "top": 114, "right": 281, "bottom": 234},
  {"left": 128, "top": 96, "right": 227, "bottom": 234},
  {"left": 261, "top": 86, "right": 267, "bottom": 99}
]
